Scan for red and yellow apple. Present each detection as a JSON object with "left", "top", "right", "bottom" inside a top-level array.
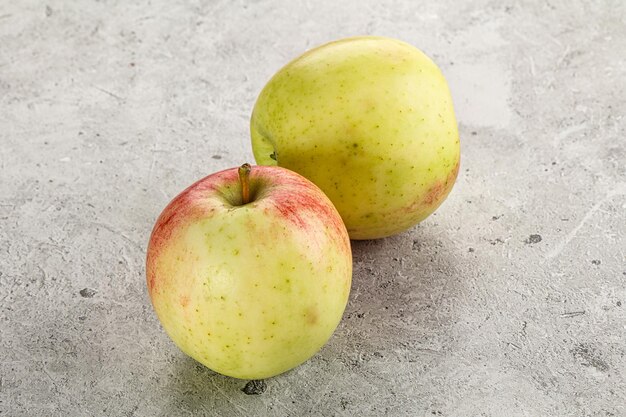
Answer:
[
  {"left": 146, "top": 165, "right": 352, "bottom": 379},
  {"left": 251, "top": 36, "right": 460, "bottom": 239}
]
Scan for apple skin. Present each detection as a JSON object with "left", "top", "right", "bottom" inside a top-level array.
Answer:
[
  {"left": 146, "top": 166, "right": 352, "bottom": 380},
  {"left": 251, "top": 36, "right": 460, "bottom": 240}
]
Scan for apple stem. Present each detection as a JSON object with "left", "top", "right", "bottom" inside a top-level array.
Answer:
[{"left": 238, "top": 163, "right": 252, "bottom": 204}]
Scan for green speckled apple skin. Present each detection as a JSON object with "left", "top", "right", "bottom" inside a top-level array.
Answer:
[{"left": 251, "top": 36, "right": 460, "bottom": 240}]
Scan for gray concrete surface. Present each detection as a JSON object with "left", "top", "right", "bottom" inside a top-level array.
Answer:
[{"left": 1, "top": 0, "right": 625, "bottom": 415}]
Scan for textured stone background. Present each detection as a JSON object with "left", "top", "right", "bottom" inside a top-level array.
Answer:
[{"left": 1, "top": 0, "right": 625, "bottom": 416}]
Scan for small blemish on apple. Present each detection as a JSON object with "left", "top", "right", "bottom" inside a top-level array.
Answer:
[
  {"left": 304, "top": 306, "right": 319, "bottom": 325},
  {"left": 180, "top": 295, "right": 190, "bottom": 307}
]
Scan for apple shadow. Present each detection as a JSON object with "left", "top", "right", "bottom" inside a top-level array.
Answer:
[
  {"left": 162, "top": 356, "right": 258, "bottom": 415},
  {"left": 334, "top": 224, "right": 465, "bottom": 361}
]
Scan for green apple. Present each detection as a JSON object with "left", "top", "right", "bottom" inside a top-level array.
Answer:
[
  {"left": 146, "top": 164, "right": 352, "bottom": 379},
  {"left": 251, "top": 36, "right": 460, "bottom": 239}
]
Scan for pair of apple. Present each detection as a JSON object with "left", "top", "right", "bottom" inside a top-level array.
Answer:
[{"left": 146, "top": 37, "right": 460, "bottom": 379}]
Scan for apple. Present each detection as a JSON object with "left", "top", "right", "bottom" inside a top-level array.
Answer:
[
  {"left": 146, "top": 164, "right": 352, "bottom": 379},
  {"left": 251, "top": 36, "right": 460, "bottom": 239}
]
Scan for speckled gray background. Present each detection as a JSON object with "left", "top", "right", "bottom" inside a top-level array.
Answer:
[{"left": 1, "top": 0, "right": 625, "bottom": 416}]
